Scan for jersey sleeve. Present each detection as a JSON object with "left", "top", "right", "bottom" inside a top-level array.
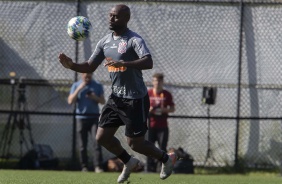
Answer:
[
  {"left": 132, "top": 37, "right": 151, "bottom": 58},
  {"left": 88, "top": 39, "right": 105, "bottom": 65}
]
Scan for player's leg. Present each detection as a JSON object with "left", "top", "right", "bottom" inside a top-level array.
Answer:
[
  {"left": 96, "top": 126, "right": 124, "bottom": 156},
  {"left": 156, "top": 128, "right": 176, "bottom": 180},
  {"left": 96, "top": 126, "right": 142, "bottom": 183},
  {"left": 96, "top": 95, "right": 140, "bottom": 183},
  {"left": 123, "top": 94, "right": 176, "bottom": 180},
  {"left": 127, "top": 134, "right": 176, "bottom": 180},
  {"left": 77, "top": 119, "right": 89, "bottom": 171}
]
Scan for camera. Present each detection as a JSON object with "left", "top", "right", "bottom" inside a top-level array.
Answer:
[
  {"left": 202, "top": 87, "right": 217, "bottom": 105},
  {"left": 17, "top": 77, "right": 27, "bottom": 103}
]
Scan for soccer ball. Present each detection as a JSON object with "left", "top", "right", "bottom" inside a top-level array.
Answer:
[{"left": 67, "top": 16, "right": 92, "bottom": 41}]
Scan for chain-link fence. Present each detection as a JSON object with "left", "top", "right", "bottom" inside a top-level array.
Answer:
[{"left": 1, "top": 0, "right": 282, "bottom": 171}]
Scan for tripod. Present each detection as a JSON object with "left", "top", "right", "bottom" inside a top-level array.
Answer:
[
  {"left": 203, "top": 105, "right": 218, "bottom": 166},
  {"left": 0, "top": 82, "right": 35, "bottom": 159}
]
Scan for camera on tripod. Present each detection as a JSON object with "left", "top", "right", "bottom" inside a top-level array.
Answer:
[
  {"left": 18, "top": 78, "right": 26, "bottom": 91},
  {"left": 17, "top": 77, "right": 27, "bottom": 106},
  {"left": 202, "top": 87, "right": 217, "bottom": 105},
  {"left": 201, "top": 86, "right": 218, "bottom": 166},
  {"left": 0, "top": 75, "right": 35, "bottom": 160}
]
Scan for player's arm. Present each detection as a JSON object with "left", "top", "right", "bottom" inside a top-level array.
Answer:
[
  {"left": 58, "top": 53, "right": 100, "bottom": 73},
  {"left": 104, "top": 55, "right": 153, "bottom": 70},
  {"left": 122, "top": 55, "right": 153, "bottom": 70}
]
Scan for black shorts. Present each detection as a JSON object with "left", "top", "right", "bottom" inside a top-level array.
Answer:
[{"left": 99, "top": 93, "right": 149, "bottom": 138}]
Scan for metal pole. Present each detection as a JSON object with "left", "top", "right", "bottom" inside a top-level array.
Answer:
[
  {"left": 235, "top": 0, "right": 244, "bottom": 171},
  {"left": 71, "top": 0, "right": 80, "bottom": 169}
]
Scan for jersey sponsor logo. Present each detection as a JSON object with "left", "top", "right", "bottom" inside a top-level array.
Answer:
[
  {"left": 113, "top": 86, "right": 126, "bottom": 95},
  {"left": 118, "top": 40, "right": 127, "bottom": 54},
  {"left": 106, "top": 57, "right": 127, "bottom": 73},
  {"left": 107, "top": 66, "right": 127, "bottom": 72}
]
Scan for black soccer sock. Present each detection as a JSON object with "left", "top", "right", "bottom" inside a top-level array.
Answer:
[
  {"left": 117, "top": 150, "right": 131, "bottom": 164},
  {"left": 158, "top": 151, "right": 169, "bottom": 164}
]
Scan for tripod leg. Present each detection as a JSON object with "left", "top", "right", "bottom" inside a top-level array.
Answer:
[
  {"left": 5, "top": 112, "right": 18, "bottom": 159},
  {"left": 18, "top": 112, "right": 31, "bottom": 157},
  {"left": 204, "top": 105, "right": 218, "bottom": 166},
  {"left": 25, "top": 111, "right": 35, "bottom": 147},
  {"left": 19, "top": 129, "right": 30, "bottom": 158},
  {"left": 15, "top": 101, "right": 35, "bottom": 159},
  {"left": 0, "top": 112, "right": 13, "bottom": 158}
]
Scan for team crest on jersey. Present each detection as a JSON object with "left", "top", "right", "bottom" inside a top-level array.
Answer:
[{"left": 118, "top": 40, "right": 127, "bottom": 54}]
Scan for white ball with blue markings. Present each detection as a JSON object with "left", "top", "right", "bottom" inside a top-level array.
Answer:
[{"left": 67, "top": 16, "right": 92, "bottom": 41}]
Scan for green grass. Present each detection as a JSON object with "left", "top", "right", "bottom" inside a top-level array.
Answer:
[{"left": 0, "top": 170, "right": 281, "bottom": 184}]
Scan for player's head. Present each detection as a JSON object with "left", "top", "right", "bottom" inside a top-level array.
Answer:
[
  {"left": 81, "top": 73, "right": 93, "bottom": 84},
  {"left": 108, "top": 4, "right": 130, "bottom": 31},
  {"left": 152, "top": 73, "right": 164, "bottom": 89}
]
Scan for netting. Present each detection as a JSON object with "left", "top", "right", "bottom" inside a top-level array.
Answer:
[{"left": 0, "top": 0, "right": 282, "bottom": 170}]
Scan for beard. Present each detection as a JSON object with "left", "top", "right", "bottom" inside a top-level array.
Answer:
[{"left": 109, "top": 24, "right": 123, "bottom": 31}]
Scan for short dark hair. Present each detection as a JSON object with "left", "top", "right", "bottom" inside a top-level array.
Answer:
[
  {"left": 116, "top": 4, "right": 131, "bottom": 20},
  {"left": 153, "top": 73, "right": 164, "bottom": 80}
]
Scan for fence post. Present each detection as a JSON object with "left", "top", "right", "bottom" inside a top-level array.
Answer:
[
  {"left": 235, "top": 0, "right": 244, "bottom": 171},
  {"left": 70, "top": 0, "right": 81, "bottom": 170}
]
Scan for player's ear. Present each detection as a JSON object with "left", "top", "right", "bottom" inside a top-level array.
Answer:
[{"left": 125, "top": 14, "right": 130, "bottom": 22}]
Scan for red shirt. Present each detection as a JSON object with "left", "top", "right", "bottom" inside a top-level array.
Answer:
[{"left": 148, "top": 88, "right": 174, "bottom": 128}]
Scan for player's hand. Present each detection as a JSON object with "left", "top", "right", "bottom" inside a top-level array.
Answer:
[
  {"left": 104, "top": 59, "right": 124, "bottom": 67},
  {"left": 58, "top": 53, "right": 73, "bottom": 69}
]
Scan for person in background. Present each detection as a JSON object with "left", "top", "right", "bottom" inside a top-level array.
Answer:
[
  {"left": 147, "top": 73, "right": 175, "bottom": 172},
  {"left": 68, "top": 73, "right": 105, "bottom": 173}
]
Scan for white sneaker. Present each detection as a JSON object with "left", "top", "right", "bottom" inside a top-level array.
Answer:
[
  {"left": 95, "top": 166, "right": 104, "bottom": 173},
  {"left": 117, "top": 157, "right": 143, "bottom": 183},
  {"left": 160, "top": 152, "right": 177, "bottom": 180},
  {"left": 81, "top": 167, "right": 88, "bottom": 172}
]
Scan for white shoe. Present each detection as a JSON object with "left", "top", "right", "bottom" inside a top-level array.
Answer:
[
  {"left": 95, "top": 166, "right": 104, "bottom": 173},
  {"left": 160, "top": 152, "right": 177, "bottom": 180},
  {"left": 81, "top": 167, "right": 88, "bottom": 172},
  {"left": 117, "top": 157, "right": 143, "bottom": 183}
]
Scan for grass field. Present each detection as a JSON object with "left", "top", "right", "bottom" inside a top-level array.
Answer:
[{"left": 0, "top": 170, "right": 281, "bottom": 184}]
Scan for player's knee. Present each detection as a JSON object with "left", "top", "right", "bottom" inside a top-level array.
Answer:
[
  {"left": 129, "top": 143, "right": 138, "bottom": 152},
  {"left": 128, "top": 140, "right": 141, "bottom": 152}
]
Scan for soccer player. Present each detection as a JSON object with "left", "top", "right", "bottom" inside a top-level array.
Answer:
[{"left": 58, "top": 4, "right": 176, "bottom": 183}]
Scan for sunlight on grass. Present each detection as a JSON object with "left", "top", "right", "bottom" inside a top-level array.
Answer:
[{"left": 0, "top": 170, "right": 281, "bottom": 184}]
